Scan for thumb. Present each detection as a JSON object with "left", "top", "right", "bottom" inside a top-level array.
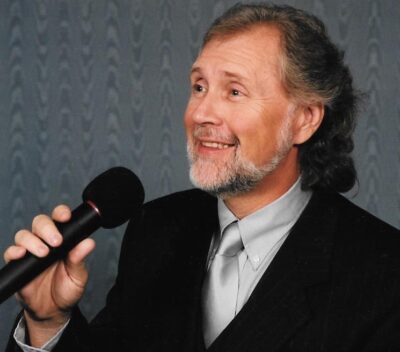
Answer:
[{"left": 64, "top": 238, "right": 96, "bottom": 287}]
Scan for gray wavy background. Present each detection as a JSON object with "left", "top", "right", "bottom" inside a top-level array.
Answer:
[{"left": 0, "top": 0, "right": 399, "bottom": 347}]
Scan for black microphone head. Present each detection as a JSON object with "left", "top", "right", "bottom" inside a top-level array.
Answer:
[{"left": 82, "top": 167, "right": 144, "bottom": 229}]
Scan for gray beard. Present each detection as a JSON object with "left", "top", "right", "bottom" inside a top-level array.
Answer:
[{"left": 187, "top": 142, "right": 290, "bottom": 199}]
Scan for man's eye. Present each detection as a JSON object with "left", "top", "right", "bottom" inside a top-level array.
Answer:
[
  {"left": 231, "top": 89, "right": 241, "bottom": 96},
  {"left": 193, "top": 84, "right": 204, "bottom": 92}
]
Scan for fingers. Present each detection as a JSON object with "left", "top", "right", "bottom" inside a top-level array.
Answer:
[
  {"left": 4, "top": 245, "right": 26, "bottom": 263},
  {"left": 4, "top": 204, "right": 92, "bottom": 269},
  {"left": 25, "top": 205, "right": 71, "bottom": 250},
  {"left": 4, "top": 205, "right": 71, "bottom": 263},
  {"left": 51, "top": 204, "right": 71, "bottom": 223},
  {"left": 31, "top": 214, "right": 63, "bottom": 248},
  {"left": 14, "top": 229, "right": 51, "bottom": 257}
]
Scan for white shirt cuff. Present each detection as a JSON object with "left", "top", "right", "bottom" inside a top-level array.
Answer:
[{"left": 13, "top": 316, "right": 70, "bottom": 352}]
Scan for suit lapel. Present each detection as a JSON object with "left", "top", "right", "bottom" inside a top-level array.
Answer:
[
  {"left": 170, "top": 192, "right": 219, "bottom": 352},
  {"left": 208, "top": 191, "right": 337, "bottom": 352},
  {"left": 137, "top": 190, "right": 218, "bottom": 352}
]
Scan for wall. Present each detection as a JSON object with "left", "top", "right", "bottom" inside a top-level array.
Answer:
[{"left": 0, "top": 0, "right": 399, "bottom": 348}]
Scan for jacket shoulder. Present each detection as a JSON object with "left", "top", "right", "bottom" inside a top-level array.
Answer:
[
  {"left": 320, "top": 191, "right": 399, "bottom": 236},
  {"left": 310, "top": 191, "right": 400, "bottom": 265}
]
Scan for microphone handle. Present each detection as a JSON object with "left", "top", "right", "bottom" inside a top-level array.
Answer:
[{"left": 0, "top": 202, "right": 100, "bottom": 305}]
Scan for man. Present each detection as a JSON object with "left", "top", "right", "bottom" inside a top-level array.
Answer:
[{"left": 5, "top": 3, "right": 400, "bottom": 351}]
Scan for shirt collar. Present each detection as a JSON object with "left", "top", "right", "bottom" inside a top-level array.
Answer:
[{"left": 217, "top": 177, "right": 312, "bottom": 270}]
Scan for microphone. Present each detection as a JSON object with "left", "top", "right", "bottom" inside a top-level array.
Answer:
[{"left": 0, "top": 166, "right": 144, "bottom": 305}]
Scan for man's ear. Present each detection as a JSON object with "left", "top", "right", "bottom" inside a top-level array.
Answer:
[{"left": 292, "top": 103, "right": 324, "bottom": 145}]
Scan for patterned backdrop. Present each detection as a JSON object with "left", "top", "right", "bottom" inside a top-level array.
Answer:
[{"left": 0, "top": 0, "right": 399, "bottom": 347}]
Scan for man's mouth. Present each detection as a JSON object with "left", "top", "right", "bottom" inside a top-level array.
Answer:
[{"left": 200, "top": 141, "right": 235, "bottom": 149}]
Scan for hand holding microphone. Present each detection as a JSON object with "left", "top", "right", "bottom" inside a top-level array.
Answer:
[
  {"left": 1, "top": 167, "right": 144, "bottom": 346},
  {"left": 4, "top": 205, "right": 94, "bottom": 335}
]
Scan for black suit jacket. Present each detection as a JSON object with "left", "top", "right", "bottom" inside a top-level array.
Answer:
[{"left": 7, "top": 189, "right": 400, "bottom": 351}]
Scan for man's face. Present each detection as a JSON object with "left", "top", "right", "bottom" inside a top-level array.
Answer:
[{"left": 184, "top": 25, "right": 298, "bottom": 198}]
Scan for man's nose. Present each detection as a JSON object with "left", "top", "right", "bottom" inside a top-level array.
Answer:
[{"left": 191, "top": 93, "right": 223, "bottom": 126}]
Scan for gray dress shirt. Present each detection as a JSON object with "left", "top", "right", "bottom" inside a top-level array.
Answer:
[{"left": 210, "top": 178, "right": 312, "bottom": 314}]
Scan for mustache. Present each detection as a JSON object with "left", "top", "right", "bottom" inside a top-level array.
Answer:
[{"left": 193, "top": 126, "right": 238, "bottom": 145}]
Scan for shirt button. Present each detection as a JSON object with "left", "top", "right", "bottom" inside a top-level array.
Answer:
[{"left": 253, "top": 255, "right": 260, "bottom": 263}]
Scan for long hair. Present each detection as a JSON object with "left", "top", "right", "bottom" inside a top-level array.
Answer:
[{"left": 203, "top": 3, "right": 359, "bottom": 192}]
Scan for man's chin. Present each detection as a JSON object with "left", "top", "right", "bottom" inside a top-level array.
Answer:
[
  {"left": 189, "top": 167, "right": 259, "bottom": 199},
  {"left": 189, "top": 167, "right": 224, "bottom": 192},
  {"left": 187, "top": 152, "right": 275, "bottom": 198}
]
